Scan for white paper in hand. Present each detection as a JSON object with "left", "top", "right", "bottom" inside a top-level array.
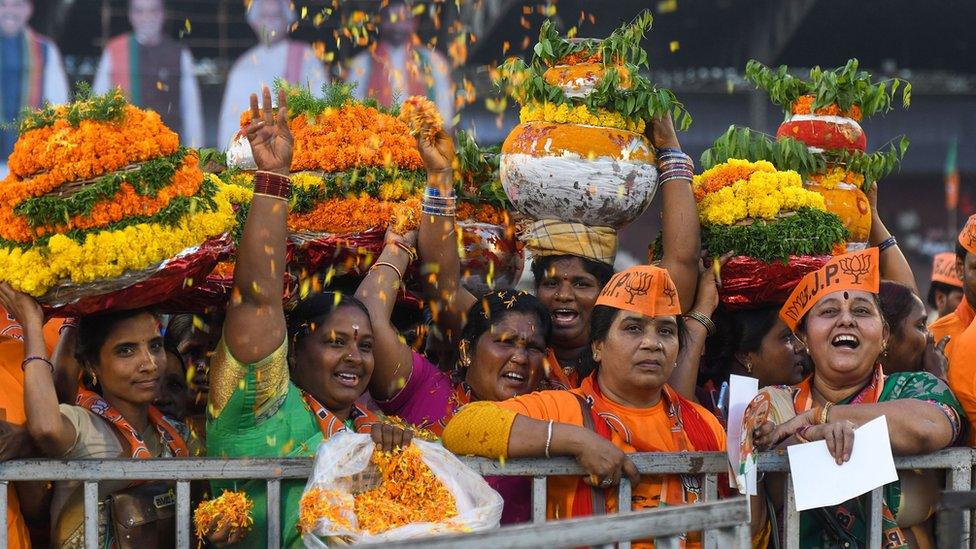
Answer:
[
  {"left": 726, "top": 375, "right": 759, "bottom": 494},
  {"left": 787, "top": 416, "right": 898, "bottom": 511}
]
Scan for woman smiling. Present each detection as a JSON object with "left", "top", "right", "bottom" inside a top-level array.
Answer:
[
  {"left": 442, "top": 265, "right": 726, "bottom": 546},
  {"left": 749, "top": 248, "right": 965, "bottom": 547}
]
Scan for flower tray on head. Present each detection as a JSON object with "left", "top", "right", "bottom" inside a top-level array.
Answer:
[
  {"left": 744, "top": 60, "right": 911, "bottom": 250},
  {"left": 222, "top": 85, "right": 520, "bottom": 295},
  {"left": 495, "top": 12, "right": 688, "bottom": 230},
  {"left": 0, "top": 88, "right": 236, "bottom": 313},
  {"left": 701, "top": 125, "right": 907, "bottom": 251},
  {"left": 688, "top": 156, "right": 848, "bottom": 310}
]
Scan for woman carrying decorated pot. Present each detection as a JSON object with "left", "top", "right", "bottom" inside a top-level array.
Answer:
[
  {"left": 361, "top": 120, "right": 553, "bottom": 524},
  {"left": 0, "top": 290, "right": 201, "bottom": 546},
  {"left": 442, "top": 265, "right": 731, "bottom": 547},
  {"left": 418, "top": 113, "right": 701, "bottom": 391},
  {"left": 747, "top": 248, "right": 965, "bottom": 548},
  {"left": 203, "top": 87, "right": 414, "bottom": 547}
]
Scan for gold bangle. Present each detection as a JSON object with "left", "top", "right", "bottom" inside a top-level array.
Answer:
[
  {"left": 820, "top": 402, "right": 833, "bottom": 425},
  {"left": 371, "top": 261, "right": 404, "bottom": 280}
]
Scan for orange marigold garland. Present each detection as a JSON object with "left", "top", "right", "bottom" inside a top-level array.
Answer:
[
  {"left": 239, "top": 104, "right": 423, "bottom": 174},
  {"left": 399, "top": 96, "right": 444, "bottom": 145},
  {"left": 299, "top": 445, "right": 459, "bottom": 538},
  {"left": 193, "top": 490, "right": 255, "bottom": 542},
  {"left": 790, "top": 95, "right": 863, "bottom": 121},
  {"left": 2, "top": 106, "right": 179, "bottom": 195},
  {"left": 0, "top": 154, "right": 203, "bottom": 243}
]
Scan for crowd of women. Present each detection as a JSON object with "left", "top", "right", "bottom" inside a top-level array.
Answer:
[{"left": 0, "top": 84, "right": 973, "bottom": 549}]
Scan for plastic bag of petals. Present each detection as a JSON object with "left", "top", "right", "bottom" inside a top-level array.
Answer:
[
  {"left": 299, "top": 432, "right": 502, "bottom": 547},
  {"left": 719, "top": 255, "right": 831, "bottom": 311},
  {"left": 39, "top": 234, "right": 233, "bottom": 317}
]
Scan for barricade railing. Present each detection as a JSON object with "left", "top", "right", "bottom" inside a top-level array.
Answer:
[{"left": 0, "top": 448, "right": 971, "bottom": 549}]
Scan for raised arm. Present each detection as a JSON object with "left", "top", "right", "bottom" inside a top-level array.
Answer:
[
  {"left": 416, "top": 126, "right": 476, "bottom": 344},
  {"left": 670, "top": 262, "right": 720, "bottom": 401},
  {"left": 650, "top": 115, "right": 700, "bottom": 312},
  {"left": 0, "top": 284, "right": 76, "bottom": 457},
  {"left": 355, "top": 230, "right": 418, "bottom": 400},
  {"left": 868, "top": 183, "right": 918, "bottom": 294},
  {"left": 222, "top": 87, "right": 292, "bottom": 364}
]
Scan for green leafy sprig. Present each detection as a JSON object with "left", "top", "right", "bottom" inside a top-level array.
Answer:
[
  {"left": 288, "top": 167, "right": 427, "bottom": 213},
  {"left": 2, "top": 176, "right": 219, "bottom": 249},
  {"left": 495, "top": 11, "right": 690, "bottom": 129},
  {"left": 18, "top": 83, "right": 127, "bottom": 134},
  {"left": 745, "top": 59, "right": 911, "bottom": 119},
  {"left": 701, "top": 208, "right": 848, "bottom": 263},
  {"left": 14, "top": 149, "right": 190, "bottom": 228},
  {"left": 273, "top": 80, "right": 400, "bottom": 121},
  {"left": 700, "top": 125, "right": 909, "bottom": 191},
  {"left": 454, "top": 130, "right": 509, "bottom": 208}
]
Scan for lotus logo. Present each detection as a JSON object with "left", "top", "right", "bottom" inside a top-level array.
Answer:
[
  {"left": 662, "top": 282, "right": 677, "bottom": 307},
  {"left": 838, "top": 253, "right": 872, "bottom": 285},
  {"left": 624, "top": 273, "right": 654, "bottom": 304}
]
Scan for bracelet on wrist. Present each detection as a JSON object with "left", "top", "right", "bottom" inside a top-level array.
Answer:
[
  {"left": 254, "top": 170, "right": 292, "bottom": 200},
  {"left": 683, "top": 311, "right": 716, "bottom": 336},
  {"left": 389, "top": 239, "right": 418, "bottom": 261},
  {"left": 22, "top": 356, "right": 54, "bottom": 374},
  {"left": 878, "top": 236, "right": 897, "bottom": 252}
]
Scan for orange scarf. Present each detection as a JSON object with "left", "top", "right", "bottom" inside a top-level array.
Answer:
[
  {"left": 300, "top": 390, "right": 377, "bottom": 437},
  {"left": 793, "top": 363, "right": 885, "bottom": 413},
  {"left": 76, "top": 389, "right": 189, "bottom": 458},
  {"left": 572, "top": 376, "right": 722, "bottom": 517}
]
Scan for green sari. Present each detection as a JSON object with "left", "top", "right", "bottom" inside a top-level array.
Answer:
[
  {"left": 206, "top": 339, "right": 322, "bottom": 549},
  {"left": 761, "top": 367, "right": 965, "bottom": 549}
]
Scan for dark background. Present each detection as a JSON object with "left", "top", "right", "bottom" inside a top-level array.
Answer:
[{"left": 23, "top": 0, "right": 976, "bottom": 290}]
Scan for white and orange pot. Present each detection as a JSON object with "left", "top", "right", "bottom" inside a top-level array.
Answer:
[{"left": 499, "top": 121, "right": 658, "bottom": 228}]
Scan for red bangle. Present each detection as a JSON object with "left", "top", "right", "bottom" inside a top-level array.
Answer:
[{"left": 254, "top": 170, "right": 292, "bottom": 200}]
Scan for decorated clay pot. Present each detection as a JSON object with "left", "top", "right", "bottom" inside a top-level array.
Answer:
[
  {"left": 805, "top": 182, "right": 871, "bottom": 247},
  {"left": 777, "top": 114, "right": 866, "bottom": 152},
  {"left": 499, "top": 121, "right": 658, "bottom": 228},
  {"left": 458, "top": 221, "right": 524, "bottom": 297},
  {"left": 542, "top": 40, "right": 631, "bottom": 99}
]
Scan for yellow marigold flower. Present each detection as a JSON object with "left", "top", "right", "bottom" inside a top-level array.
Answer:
[
  {"left": 695, "top": 160, "right": 825, "bottom": 226},
  {"left": 518, "top": 102, "right": 645, "bottom": 133}
]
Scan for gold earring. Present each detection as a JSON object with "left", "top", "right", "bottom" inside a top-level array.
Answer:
[{"left": 745, "top": 361, "right": 753, "bottom": 374}]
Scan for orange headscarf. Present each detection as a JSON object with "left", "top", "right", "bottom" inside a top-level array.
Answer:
[
  {"left": 780, "top": 247, "right": 880, "bottom": 331},
  {"left": 595, "top": 265, "right": 681, "bottom": 317},
  {"left": 932, "top": 252, "right": 963, "bottom": 288}
]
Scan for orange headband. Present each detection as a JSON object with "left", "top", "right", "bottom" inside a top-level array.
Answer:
[
  {"left": 960, "top": 214, "right": 976, "bottom": 256},
  {"left": 780, "top": 247, "right": 880, "bottom": 331},
  {"left": 595, "top": 265, "right": 682, "bottom": 318},
  {"left": 932, "top": 252, "right": 963, "bottom": 288}
]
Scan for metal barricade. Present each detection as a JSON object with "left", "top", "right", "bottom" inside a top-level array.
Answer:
[{"left": 0, "top": 449, "right": 971, "bottom": 549}]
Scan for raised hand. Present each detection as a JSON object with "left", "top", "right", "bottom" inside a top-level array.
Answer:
[
  {"left": 0, "top": 282, "right": 43, "bottom": 333},
  {"left": 245, "top": 86, "right": 293, "bottom": 176},
  {"left": 647, "top": 112, "right": 681, "bottom": 151},
  {"left": 415, "top": 126, "right": 455, "bottom": 174}
]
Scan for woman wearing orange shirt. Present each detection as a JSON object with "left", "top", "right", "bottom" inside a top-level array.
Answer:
[{"left": 443, "top": 265, "right": 726, "bottom": 546}]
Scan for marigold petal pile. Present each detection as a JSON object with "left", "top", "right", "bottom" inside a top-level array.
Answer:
[{"left": 299, "top": 444, "right": 459, "bottom": 537}]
